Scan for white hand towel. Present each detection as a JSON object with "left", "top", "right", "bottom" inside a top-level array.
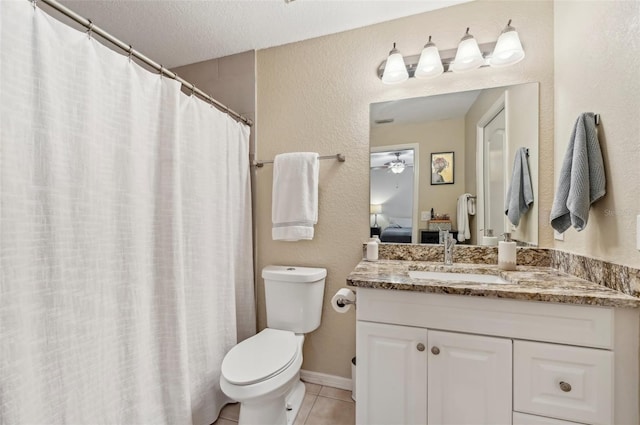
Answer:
[
  {"left": 272, "top": 152, "right": 319, "bottom": 241},
  {"left": 550, "top": 113, "right": 605, "bottom": 233},
  {"left": 505, "top": 147, "right": 534, "bottom": 226},
  {"left": 467, "top": 196, "right": 476, "bottom": 216},
  {"left": 457, "top": 193, "right": 472, "bottom": 242}
]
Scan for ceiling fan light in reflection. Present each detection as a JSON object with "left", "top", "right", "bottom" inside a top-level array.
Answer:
[{"left": 389, "top": 161, "right": 406, "bottom": 174}]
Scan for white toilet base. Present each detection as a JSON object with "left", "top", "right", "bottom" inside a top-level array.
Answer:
[
  {"left": 237, "top": 378, "right": 306, "bottom": 425},
  {"left": 285, "top": 380, "right": 306, "bottom": 425}
]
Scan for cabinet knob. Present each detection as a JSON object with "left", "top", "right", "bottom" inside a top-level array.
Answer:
[
  {"left": 416, "top": 343, "right": 425, "bottom": 352},
  {"left": 559, "top": 381, "right": 572, "bottom": 392},
  {"left": 431, "top": 346, "right": 440, "bottom": 355}
]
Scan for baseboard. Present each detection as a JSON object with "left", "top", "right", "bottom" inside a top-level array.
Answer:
[{"left": 300, "top": 369, "right": 353, "bottom": 391}]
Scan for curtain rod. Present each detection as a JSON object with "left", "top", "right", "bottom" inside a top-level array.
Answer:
[
  {"left": 34, "top": 0, "right": 253, "bottom": 127},
  {"left": 254, "top": 154, "right": 345, "bottom": 168}
]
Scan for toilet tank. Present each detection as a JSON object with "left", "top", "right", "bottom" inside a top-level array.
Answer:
[{"left": 262, "top": 265, "right": 326, "bottom": 334}]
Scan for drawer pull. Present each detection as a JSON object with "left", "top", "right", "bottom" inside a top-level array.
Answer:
[
  {"left": 559, "top": 381, "right": 572, "bottom": 392},
  {"left": 416, "top": 343, "right": 425, "bottom": 352},
  {"left": 431, "top": 346, "right": 440, "bottom": 355}
]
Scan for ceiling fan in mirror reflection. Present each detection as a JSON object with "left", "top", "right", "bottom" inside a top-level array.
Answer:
[{"left": 370, "top": 151, "right": 414, "bottom": 174}]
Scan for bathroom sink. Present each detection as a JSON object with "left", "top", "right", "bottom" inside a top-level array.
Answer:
[{"left": 408, "top": 270, "right": 510, "bottom": 285}]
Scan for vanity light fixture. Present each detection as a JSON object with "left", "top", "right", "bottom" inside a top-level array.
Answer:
[
  {"left": 415, "top": 36, "right": 444, "bottom": 79},
  {"left": 376, "top": 20, "right": 524, "bottom": 82},
  {"left": 489, "top": 20, "right": 525, "bottom": 67},
  {"left": 450, "top": 28, "right": 485, "bottom": 73},
  {"left": 381, "top": 43, "right": 409, "bottom": 84}
]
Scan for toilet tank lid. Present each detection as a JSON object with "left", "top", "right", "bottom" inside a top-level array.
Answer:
[{"left": 262, "top": 265, "right": 327, "bottom": 282}]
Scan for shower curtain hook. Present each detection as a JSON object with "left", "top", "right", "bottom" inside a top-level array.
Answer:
[
  {"left": 86, "top": 20, "right": 94, "bottom": 39},
  {"left": 31, "top": 0, "right": 37, "bottom": 10},
  {"left": 127, "top": 45, "right": 134, "bottom": 62},
  {"left": 159, "top": 65, "right": 165, "bottom": 79},
  {"left": 190, "top": 83, "right": 196, "bottom": 97}
]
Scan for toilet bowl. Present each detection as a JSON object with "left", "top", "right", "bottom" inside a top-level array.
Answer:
[
  {"left": 220, "top": 329, "right": 305, "bottom": 425},
  {"left": 220, "top": 265, "right": 326, "bottom": 425}
]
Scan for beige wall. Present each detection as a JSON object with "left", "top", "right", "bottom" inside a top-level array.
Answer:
[
  {"left": 553, "top": 0, "right": 640, "bottom": 268},
  {"left": 371, "top": 119, "right": 466, "bottom": 230},
  {"left": 256, "top": 0, "right": 554, "bottom": 378}
]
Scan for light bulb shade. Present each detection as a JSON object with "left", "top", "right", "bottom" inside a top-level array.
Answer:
[
  {"left": 382, "top": 50, "right": 409, "bottom": 84},
  {"left": 490, "top": 30, "right": 525, "bottom": 67},
  {"left": 370, "top": 204, "right": 382, "bottom": 214},
  {"left": 451, "top": 37, "right": 484, "bottom": 73},
  {"left": 415, "top": 44, "right": 444, "bottom": 79},
  {"left": 389, "top": 162, "right": 405, "bottom": 173}
]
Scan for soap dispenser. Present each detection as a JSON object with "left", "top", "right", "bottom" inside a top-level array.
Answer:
[
  {"left": 366, "top": 237, "right": 379, "bottom": 261},
  {"left": 498, "top": 233, "right": 517, "bottom": 271}
]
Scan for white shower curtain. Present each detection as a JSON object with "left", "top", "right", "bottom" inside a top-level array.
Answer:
[{"left": 0, "top": 1, "right": 255, "bottom": 424}]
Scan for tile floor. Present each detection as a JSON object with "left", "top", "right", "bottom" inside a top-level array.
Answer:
[{"left": 212, "top": 382, "right": 355, "bottom": 425}]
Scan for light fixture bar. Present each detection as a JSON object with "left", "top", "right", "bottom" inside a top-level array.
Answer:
[{"left": 376, "top": 41, "right": 497, "bottom": 80}]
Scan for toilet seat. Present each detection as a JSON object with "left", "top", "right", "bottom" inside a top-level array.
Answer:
[{"left": 221, "top": 328, "right": 298, "bottom": 385}]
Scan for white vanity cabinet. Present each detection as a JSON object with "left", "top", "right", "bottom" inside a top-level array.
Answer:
[
  {"left": 427, "top": 330, "right": 512, "bottom": 424},
  {"left": 357, "top": 323, "right": 512, "bottom": 425},
  {"left": 357, "top": 322, "right": 427, "bottom": 425},
  {"left": 355, "top": 288, "right": 639, "bottom": 425}
]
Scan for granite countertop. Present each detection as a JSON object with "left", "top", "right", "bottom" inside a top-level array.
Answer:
[{"left": 347, "top": 259, "right": 640, "bottom": 308}]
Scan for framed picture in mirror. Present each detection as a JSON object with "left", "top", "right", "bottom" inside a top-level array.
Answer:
[{"left": 431, "top": 151, "right": 454, "bottom": 185}]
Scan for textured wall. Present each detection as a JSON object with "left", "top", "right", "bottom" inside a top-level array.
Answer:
[
  {"left": 553, "top": 1, "right": 640, "bottom": 268},
  {"left": 256, "top": 0, "right": 554, "bottom": 378}
]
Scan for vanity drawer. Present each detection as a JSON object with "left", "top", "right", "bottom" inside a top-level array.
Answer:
[
  {"left": 513, "top": 412, "right": 583, "bottom": 424},
  {"left": 514, "top": 341, "right": 613, "bottom": 425}
]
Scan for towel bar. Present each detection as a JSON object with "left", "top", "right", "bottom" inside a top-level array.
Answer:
[{"left": 253, "top": 153, "right": 345, "bottom": 168}]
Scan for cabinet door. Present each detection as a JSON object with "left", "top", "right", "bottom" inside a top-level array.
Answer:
[
  {"left": 428, "top": 330, "right": 512, "bottom": 425},
  {"left": 356, "top": 321, "right": 428, "bottom": 425}
]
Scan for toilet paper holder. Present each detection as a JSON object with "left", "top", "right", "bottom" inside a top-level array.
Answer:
[
  {"left": 332, "top": 288, "right": 357, "bottom": 313},
  {"left": 336, "top": 296, "right": 356, "bottom": 308}
]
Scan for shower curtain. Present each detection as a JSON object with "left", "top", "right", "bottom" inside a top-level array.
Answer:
[{"left": 0, "top": 1, "right": 255, "bottom": 424}]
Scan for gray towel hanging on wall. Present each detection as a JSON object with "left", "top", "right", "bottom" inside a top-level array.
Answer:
[{"left": 550, "top": 112, "right": 605, "bottom": 233}]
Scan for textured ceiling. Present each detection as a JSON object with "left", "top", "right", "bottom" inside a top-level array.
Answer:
[{"left": 57, "top": 0, "right": 472, "bottom": 68}]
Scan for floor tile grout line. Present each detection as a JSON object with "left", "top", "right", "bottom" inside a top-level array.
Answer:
[
  {"left": 316, "top": 394, "right": 355, "bottom": 404},
  {"left": 302, "top": 393, "right": 320, "bottom": 425}
]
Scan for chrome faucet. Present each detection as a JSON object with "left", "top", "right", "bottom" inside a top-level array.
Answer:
[{"left": 440, "top": 230, "right": 456, "bottom": 265}]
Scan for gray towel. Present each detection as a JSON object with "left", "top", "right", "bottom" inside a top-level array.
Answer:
[
  {"left": 505, "top": 147, "right": 534, "bottom": 226},
  {"left": 550, "top": 113, "right": 605, "bottom": 233}
]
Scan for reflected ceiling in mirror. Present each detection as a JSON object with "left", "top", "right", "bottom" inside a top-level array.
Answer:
[{"left": 370, "top": 82, "right": 539, "bottom": 247}]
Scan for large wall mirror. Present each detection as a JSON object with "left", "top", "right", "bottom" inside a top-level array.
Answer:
[{"left": 370, "top": 82, "right": 539, "bottom": 246}]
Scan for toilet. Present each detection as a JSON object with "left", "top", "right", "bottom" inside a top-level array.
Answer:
[{"left": 220, "top": 265, "right": 326, "bottom": 425}]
